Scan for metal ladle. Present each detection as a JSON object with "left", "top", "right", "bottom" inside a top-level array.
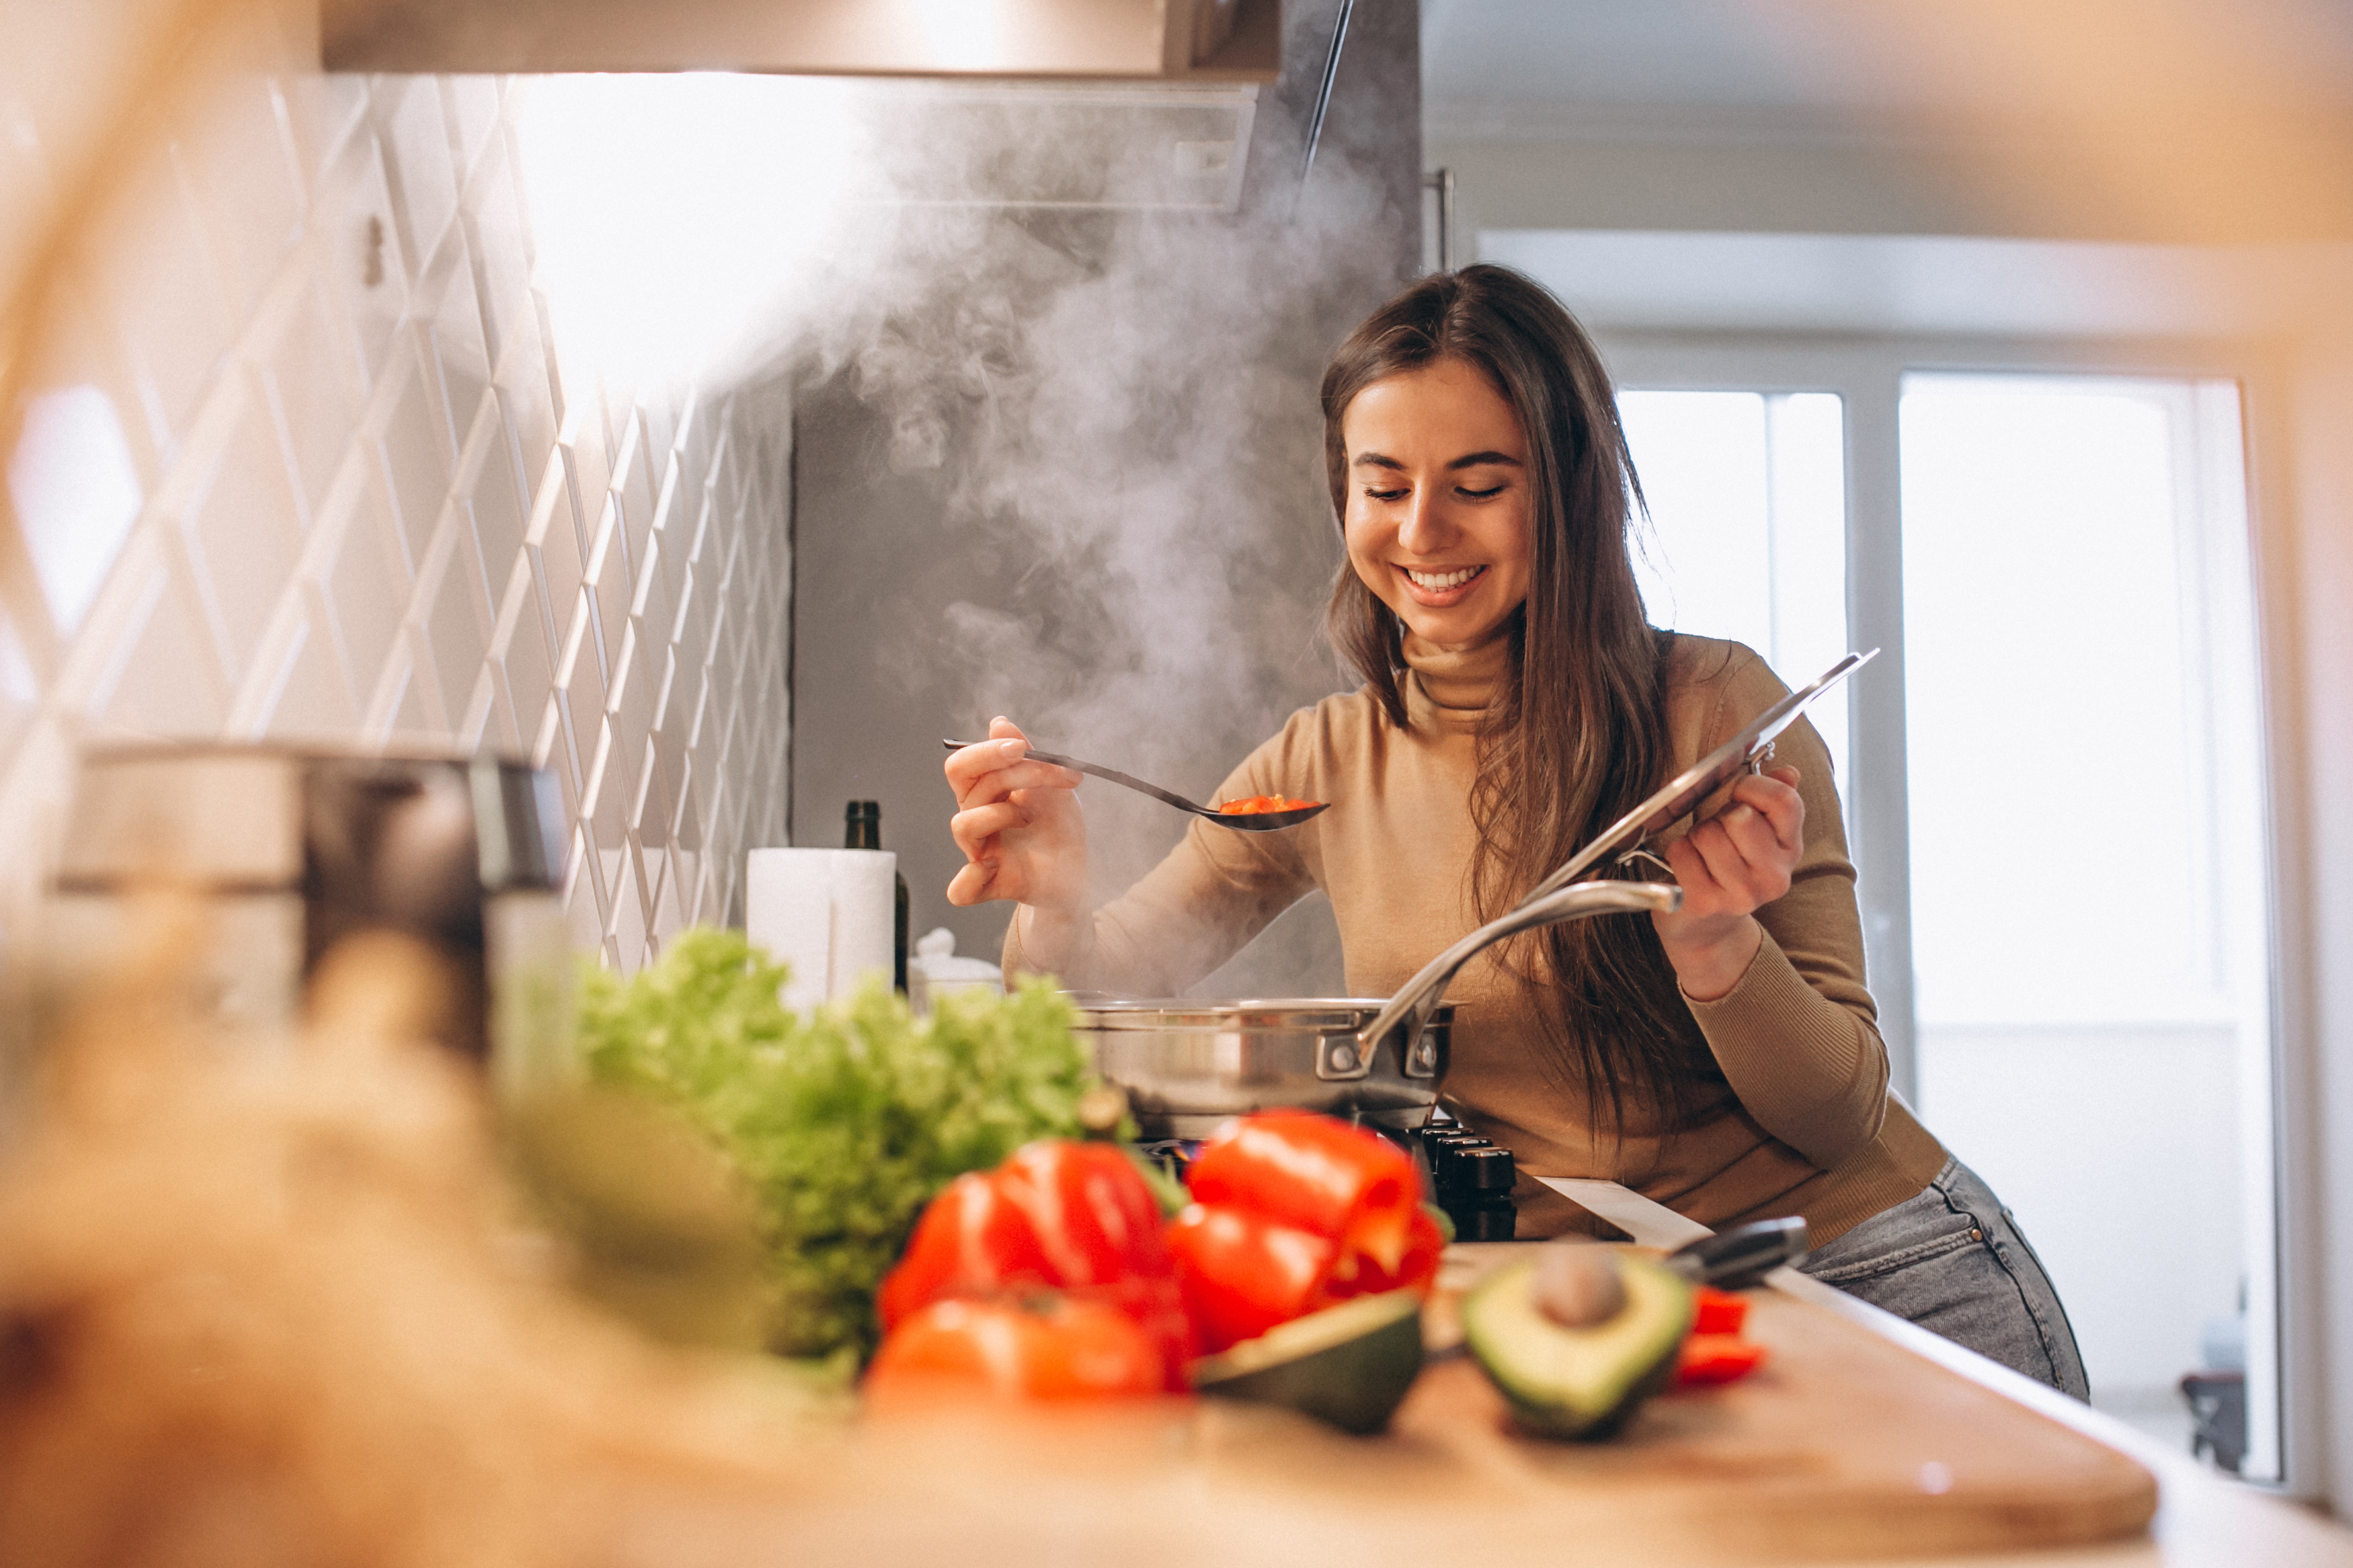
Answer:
[{"left": 941, "top": 739, "right": 1328, "bottom": 832}]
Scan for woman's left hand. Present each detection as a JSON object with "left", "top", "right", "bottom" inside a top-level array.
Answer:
[{"left": 1652, "top": 764, "right": 1804, "bottom": 1003}]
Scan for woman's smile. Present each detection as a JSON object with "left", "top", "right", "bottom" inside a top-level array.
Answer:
[{"left": 1398, "top": 562, "right": 1488, "bottom": 602}]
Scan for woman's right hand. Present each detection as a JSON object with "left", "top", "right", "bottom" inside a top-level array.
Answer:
[{"left": 944, "top": 717, "right": 1088, "bottom": 930}]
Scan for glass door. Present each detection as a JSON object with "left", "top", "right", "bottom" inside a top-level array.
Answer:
[{"left": 1899, "top": 371, "right": 2278, "bottom": 1477}]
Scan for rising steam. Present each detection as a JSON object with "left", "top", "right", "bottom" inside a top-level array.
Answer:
[{"left": 516, "top": 61, "right": 1412, "bottom": 977}]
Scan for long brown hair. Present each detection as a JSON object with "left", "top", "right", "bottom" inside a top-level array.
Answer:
[{"left": 1320, "top": 264, "right": 1698, "bottom": 1134}]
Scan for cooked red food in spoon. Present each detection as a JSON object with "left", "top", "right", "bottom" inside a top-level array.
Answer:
[{"left": 1218, "top": 795, "right": 1324, "bottom": 815}]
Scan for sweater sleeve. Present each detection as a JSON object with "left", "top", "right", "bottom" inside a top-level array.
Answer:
[
  {"left": 1670, "top": 653, "right": 1890, "bottom": 1170},
  {"left": 1002, "top": 718, "right": 1322, "bottom": 996}
]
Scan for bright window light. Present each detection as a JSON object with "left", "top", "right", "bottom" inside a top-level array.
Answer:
[
  {"left": 1617, "top": 389, "right": 1850, "bottom": 791},
  {"left": 1902, "top": 376, "right": 2221, "bottom": 1027}
]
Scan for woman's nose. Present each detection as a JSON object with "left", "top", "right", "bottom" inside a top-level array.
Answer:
[{"left": 1396, "top": 487, "right": 1453, "bottom": 554}]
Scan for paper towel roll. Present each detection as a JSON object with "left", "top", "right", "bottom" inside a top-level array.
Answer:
[
  {"left": 746, "top": 848, "right": 897, "bottom": 1012},
  {"left": 824, "top": 849, "right": 896, "bottom": 1000}
]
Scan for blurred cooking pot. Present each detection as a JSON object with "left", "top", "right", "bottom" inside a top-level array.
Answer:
[
  {"left": 47, "top": 742, "right": 570, "bottom": 1073},
  {"left": 1073, "top": 878, "right": 1681, "bottom": 1139}
]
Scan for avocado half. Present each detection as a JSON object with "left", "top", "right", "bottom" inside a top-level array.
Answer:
[
  {"left": 1462, "top": 1251, "right": 1694, "bottom": 1440},
  {"left": 1191, "top": 1289, "right": 1425, "bottom": 1436}
]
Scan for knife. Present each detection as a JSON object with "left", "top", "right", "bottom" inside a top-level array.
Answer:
[{"left": 1661, "top": 1216, "right": 1812, "bottom": 1290}]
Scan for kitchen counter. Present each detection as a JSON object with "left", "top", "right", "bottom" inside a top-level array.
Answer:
[
  {"left": 594, "top": 1182, "right": 2353, "bottom": 1567},
  {"left": 1541, "top": 1178, "right": 2353, "bottom": 1568}
]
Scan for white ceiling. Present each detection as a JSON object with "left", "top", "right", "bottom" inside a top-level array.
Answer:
[{"left": 1421, "top": 0, "right": 2353, "bottom": 140}]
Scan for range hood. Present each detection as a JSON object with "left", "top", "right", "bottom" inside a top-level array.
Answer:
[
  {"left": 321, "top": 0, "right": 1279, "bottom": 81},
  {"left": 852, "top": 81, "right": 1259, "bottom": 211}
]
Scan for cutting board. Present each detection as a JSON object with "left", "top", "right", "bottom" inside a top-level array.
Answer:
[
  {"left": 1387, "top": 1255, "right": 2158, "bottom": 1561},
  {"left": 610, "top": 1248, "right": 2157, "bottom": 1567}
]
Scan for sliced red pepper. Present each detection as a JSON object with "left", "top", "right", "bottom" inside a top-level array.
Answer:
[
  {"left": 1675, "top": 1332, "right": 1768, "bottom": 1386},
  {"left": 1691, "top": 1286, "right": 1749, "bottom": 1336},
  {"left": 1187, "top": 1110, "right": 1422, "bottom": 1282},
  {"left": 877, "top": 1140, "right": 1191, "bottom": 1388},
  {"left": 1165, "top": 1202, "right": 1337, "bottom": 1355},
  {"left": 1323, "top": 1201, "right": 1444, "bottom": 1303}
]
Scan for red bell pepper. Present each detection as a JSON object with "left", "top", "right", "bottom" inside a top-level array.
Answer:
[
  {"left": 1691, "top": 1286, "right": 1749, "bottom": 1336},
  {"left": 996, "top": 1140, "right": 1193, "bottom": 1381},
  {"left": 1164, "top": 1202, "right": 1338, "bottom": 1354},
  {"left": 1331, "top": 1202, "right": 1446, "bottom": 1301},
  {"left": 877, "top": 1170, "right": 1055, "bottom": 1330},
  {"left": 1675, "top": 1332, "right": 1768, "bottom": 1386},
  {"left": 877, "top": 1140, "right": 1192, "bottom": 1389},
  {"left": 1186, "top": 1110, "right": 1425, "bottom": 1287}
]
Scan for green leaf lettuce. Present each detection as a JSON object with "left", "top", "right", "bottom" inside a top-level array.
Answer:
[{"left": 575, "top": 927, "right": 1089, "bottom": 1361}]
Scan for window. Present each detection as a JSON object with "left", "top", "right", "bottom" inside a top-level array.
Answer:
[
  {"left": 1619, "top": 389, "right": 1851, "bottom": 793},
  {"left": 1612, "top": 348, "right": 2279, "bottom": 1479}
]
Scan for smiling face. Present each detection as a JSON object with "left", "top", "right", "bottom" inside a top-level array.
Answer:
[{"left": 1339, "top": 356, "right": 1533, "bottom": 649}]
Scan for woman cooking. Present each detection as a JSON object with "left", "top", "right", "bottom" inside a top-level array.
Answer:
[{"left": 942, "top": 264, "right": 2088, "bottom": 1398}]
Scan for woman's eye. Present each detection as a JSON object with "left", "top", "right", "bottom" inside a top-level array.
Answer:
[
  {"left": 1363, "top": 486, "right": 1410, "bottom": 503},
  {"left": 1457, "top": 483, "right": 1507, "bottom": 500}
]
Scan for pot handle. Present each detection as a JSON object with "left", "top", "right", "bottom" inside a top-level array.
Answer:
[{"left": 1350, "top": 880, "right": 1684, "bottom": 1073}]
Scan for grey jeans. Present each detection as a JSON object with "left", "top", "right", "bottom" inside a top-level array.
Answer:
[{"left": 1798, "top": 1157, "right": 2090, "bottom": 1400}]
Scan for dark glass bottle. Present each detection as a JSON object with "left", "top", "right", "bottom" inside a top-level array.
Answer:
[{"left": 844, "top": 800, "right": 909, "bottom": 995}]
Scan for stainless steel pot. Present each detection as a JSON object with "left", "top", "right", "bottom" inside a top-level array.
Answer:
[
  {"left": 46, "top": 742, "right": 570, "bottom": 1074},
  {"left": 1073, "top": 878, "right": 1681, "bottom": 1138}
]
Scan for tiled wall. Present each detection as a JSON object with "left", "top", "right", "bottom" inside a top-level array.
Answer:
[{"left": 0, "top": 38, "right": 793, "bottom": 971}]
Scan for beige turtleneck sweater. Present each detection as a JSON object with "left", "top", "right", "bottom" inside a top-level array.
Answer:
[{"left": 1005, "top": 630, "right": 1948, "bottom": 1247}]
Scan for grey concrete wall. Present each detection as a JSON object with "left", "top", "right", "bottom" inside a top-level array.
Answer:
[{"left": 786, "top": 0, "right": 1423, "bottom": 995}]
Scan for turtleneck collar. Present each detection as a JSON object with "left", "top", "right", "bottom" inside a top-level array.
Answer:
[{"left": 1401, "top": 624, "right": 1513, "bottom": 734}]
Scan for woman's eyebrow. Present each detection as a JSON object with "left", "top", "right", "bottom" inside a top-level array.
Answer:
[{"left": 1351, "top": 450, "right": 1523, "bottom": 470}]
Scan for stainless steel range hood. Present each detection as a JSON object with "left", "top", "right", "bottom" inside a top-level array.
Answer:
[
  {"left": 321, "top": 0, "right": 1279, "bottom": 82},
  {"left": 852, "top": 80, "right": 1260, "bottom": 211}
]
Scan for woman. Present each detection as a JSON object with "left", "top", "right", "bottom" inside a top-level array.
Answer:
[{"left": 942, "top": 264, "right": 2087, "bottom": 1397}]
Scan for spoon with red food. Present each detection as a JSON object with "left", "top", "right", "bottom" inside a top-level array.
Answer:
[{"left": 939, "top": 739, "right": 1327, "bottom": 831}]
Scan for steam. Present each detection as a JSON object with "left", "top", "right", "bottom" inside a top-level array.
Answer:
[
  {"left": 517, "top": 63, "right": 1412, "bottom": 946},
  {"left": 794, "top": 126, "right": 1406, "bottom": 904}
]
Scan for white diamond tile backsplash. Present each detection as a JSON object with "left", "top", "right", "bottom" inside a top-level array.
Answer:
[{"left": 0, "top": 56, "right": 793, "bottom": 973}]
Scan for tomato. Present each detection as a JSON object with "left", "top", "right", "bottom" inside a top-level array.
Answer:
[
  {"left": 1187, "top": 1110, "right": 1423, "bottom": 1282},
  {"left": 1675, "top": 1332, "right": 1768, "bottom": 1386},
  {"left": 1691, "top": 1286, "right": 1749, "bottom": 1336},
  {"left": 877, "top": 1140, "right": 1192, "bottom": 1387},
  {"left": 864, "top": 1296, "right": 1166, "bottom": 1409},
  {"left": 1165, "top": 1202, "right": 1337, "bottom": 1354}
]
